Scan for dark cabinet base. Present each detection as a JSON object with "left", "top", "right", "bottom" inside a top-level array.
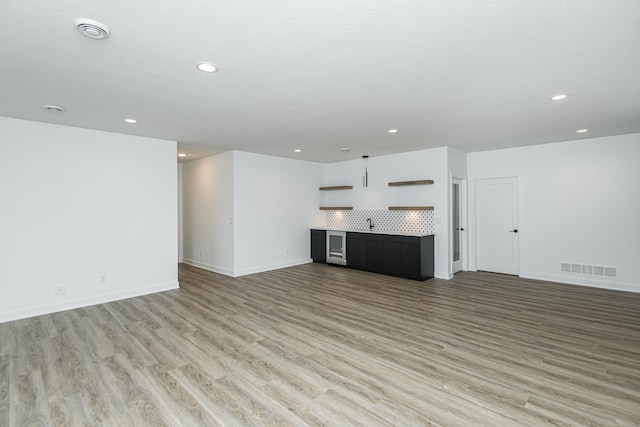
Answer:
[
  {"left": 312, "top": 229, "right": 434, "bottom": 281},
  {"left": 346, "top": 232, "right": 434, "bottom": 281},
  {"left": 310, "top": 229, "right": 326, "bottom": 263}
]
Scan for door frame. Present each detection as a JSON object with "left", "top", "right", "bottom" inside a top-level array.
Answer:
[{"left": 451, "top": 177, "right": 468, "bottom": 274}]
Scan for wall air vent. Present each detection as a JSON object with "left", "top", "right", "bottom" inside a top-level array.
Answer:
[
  {"left": 561, "top": 262, "right": 616, "bottom": 278},
  {"left": 75, "top": 18, "right": 111, "bottom": 40}
]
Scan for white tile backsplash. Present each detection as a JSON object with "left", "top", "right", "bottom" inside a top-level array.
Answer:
[{"left": 325, "top": 209, "right": 434, "bottom": 234}]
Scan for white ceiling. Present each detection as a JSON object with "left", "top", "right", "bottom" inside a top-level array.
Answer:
[{"left": 1, "top": 1, "right": 639, "bottom": 163}]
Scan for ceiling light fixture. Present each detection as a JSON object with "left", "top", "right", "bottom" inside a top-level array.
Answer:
[
  {"left": 43, "top": 104, "right": 64, "bottom": 113},
  {"left": 294, "top": 149, "right": 302, "bottom": 153},
  {"left": 576, "top": 128, "right": 589, "bottom": 133},
  {"left": 341, "top": 148, "right": 350, "bottom": 152},
  {"left": 178, "top": 153, "right": 187, "bottom": 157},
  {"left": 388, "top": 129, "right": 399, "bottom": 134},
  {"left": 74, "top": 18, "right": 111, "bottom": 40},
  {"left": 124, "top": 118, "right": 137, "bottom": 124},
  {"left": 550, "top": 94, "right": 569, "bottom": 101},
  {"left": 197, "top": 62, "right": 218, "bottom": 73}
]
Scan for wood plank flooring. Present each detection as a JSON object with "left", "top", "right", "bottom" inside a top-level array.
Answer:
[{"left": 1, "top": 263, "right": 639, "bottom": 426}]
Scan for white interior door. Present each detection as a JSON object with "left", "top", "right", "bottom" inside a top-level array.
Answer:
[
  {"left": 452, "top": 178, "right": 467, "bottom": 273},
  {"left": 476, "top": 177, "right": 519, "bottom": 275}
]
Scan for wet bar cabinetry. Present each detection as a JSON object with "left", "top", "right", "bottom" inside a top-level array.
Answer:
[
  {"left": 347, "top": 232, "right": 434, "bottom": 281},
  {"left": 311, "top": 229, "right": 326, "bottom": 263},
  {"left": 311, "top": 229, "right": 434, "bottom": 281}
]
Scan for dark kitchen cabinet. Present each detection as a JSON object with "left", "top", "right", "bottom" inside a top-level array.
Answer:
[
  {"left": 346, "top": 232, "right": 434, "bottom": 281},
  {"left": 366, "top": 234, "right": 386, "bottom": 274},
  {"left": 312, "top": 229, "right": 434, "bottom": 281},
  {"left": 419, "top": 235, "right": 435, "bottom": 280},
  {"left": 310, "top": 229, "right": 326, "bottom": 263},
  {"left": 346, "top": 232, "right": 368, "bottom": 270},
  {"left": 384, "top": 235, "right": 422, "bottom": 280}
]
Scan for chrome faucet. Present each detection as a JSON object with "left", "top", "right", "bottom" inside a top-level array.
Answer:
[{"left": 367, "top": 218, "right": 374, "bottom": 230}]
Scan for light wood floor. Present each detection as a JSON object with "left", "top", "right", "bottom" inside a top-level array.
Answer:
[{"left": 1, "top": 263, "right": 639, "bottom": 426}]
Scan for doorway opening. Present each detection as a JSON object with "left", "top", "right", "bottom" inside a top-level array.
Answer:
[{"left": 452, "top": 178, "right": 467, "bottom": 274}]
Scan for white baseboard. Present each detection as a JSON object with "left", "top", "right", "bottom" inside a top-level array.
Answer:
[
  {"left": 435, "top": 271, "right": 453, "bottom": 280},
  {"left": 182, "top": 258, "right": 313, "bottom": 278},
  {"left": 0, "top": 281, "right": 179, "bottom": 323},
  {"left": 233, "top": 258, "right": 313, "bottom": 277},
  {"left": 521, "top": 271, "right": 640, "bottom": 293},
  {"left": 181, "top": 258, "right": 235, "bottom": 277},
  {"left": 461, "top": 268, "right": 639, "bottom": 293}
]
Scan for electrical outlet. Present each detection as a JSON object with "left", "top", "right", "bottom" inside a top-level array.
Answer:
[
  {"left": 100, "top": 274, "right": 107, "bottom": 284},
  {"left": 199, "top": 249, "right": 203, "bottom": 256},
  {"left": 54, "top": 286, "right": 67, "bottom": 295},
  {"left": 286, "top": 248, "right": 290, "bottom": 255}
]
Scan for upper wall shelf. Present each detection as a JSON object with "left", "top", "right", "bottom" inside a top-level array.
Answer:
[
  {"left": 319, "top": 185, "right": 353, "bottom": 191},
  {"left": 388, "top": 180, "right": 434, "bottom": 186},
  {"left": 388, "top": 206, "right": 434, "bottom": 211},
  {"left": 319, "top": 206, "right": 353, "bottom": 211}
]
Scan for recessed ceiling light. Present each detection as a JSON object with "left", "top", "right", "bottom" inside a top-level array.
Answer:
[
  {"left": 197, "top": 62, "right": 218, "bottom": 73},
  {"left": 124, "top": 118, "right": 137, "bottom": 124},
  {"left": 178, "top": 153, "right": 187, "bottom": 157},
  {"left": 550, "top": 94, "right": 569, "bottom": 101},
  {"left": 43, "top": 104, "right": 64, "bottom": 113},
  {"left": 294, "top": 149, "right": 302, "bottom": 153},
  {"left": 341, "top": 147, "right": 351, "bottom": 152},
  {"left": 388, "top": 129, "right": 399, "bottom": 134},
  {"left": 74, "top": 18, "right": 111, "bottom": 40},
  {"left": 576, "top": 128, "right": 589, "bottom": 133}
]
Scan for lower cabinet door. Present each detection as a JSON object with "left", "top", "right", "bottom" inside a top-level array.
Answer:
[
  {"left": 383, "top": 236, "right": 420, "bottom": 279},
  {"left": 311, "top": 230, "right": 326, "bottom": 263},
  {"left": 366, "top": 235, "right": 385, "bottom": 273},
  {"left": 400, "top": 240, "right": 421, "bottom": 279},
  {"left": 346, "top": 233, "right": 368, "bottom": 270}
]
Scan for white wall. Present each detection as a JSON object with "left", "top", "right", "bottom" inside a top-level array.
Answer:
[
  {"left": 181, "top": 147, "right": 455, "bottom": 279},
  {"left": 233, "top": 151, "right": 324, "bottom": 275},
  {"left": 323, "top": 147, "right": 451, "bottom": 278},
  {"left": 180, "top": 135, "right": 640, "bottom": 292},
  {"left": 178, "top": 163, "right": 184, "bottom": 263},
  {"left": 181, "top": 151, "right": 323, "bottom": 277},
  {"left": 0, "top": 117, "right": 178, "bottom": 322},
  {"left": 181, "top": 151, "right": 235, "bottom": 275},
  {"left": 468, "top": 133, "right": 640, "bottom": 292},
  {"left": 448, "top": 147, "right": 468, "bottom": 180}
]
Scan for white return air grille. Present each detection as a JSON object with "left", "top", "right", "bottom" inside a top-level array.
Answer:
[{"left": 561, "top": 262, "right": 617, "bottom": 278}]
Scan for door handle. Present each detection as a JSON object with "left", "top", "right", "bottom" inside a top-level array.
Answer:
[
  {"left": 455, "top": 228, "right": 465, "bottom": 231},
  {"left": 510, "top": 229, "right": 518, "bottom": 233}
]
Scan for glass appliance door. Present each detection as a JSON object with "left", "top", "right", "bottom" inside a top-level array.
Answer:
[{"left": 329, "top": 234, "right": 344, "bottom": 258}]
